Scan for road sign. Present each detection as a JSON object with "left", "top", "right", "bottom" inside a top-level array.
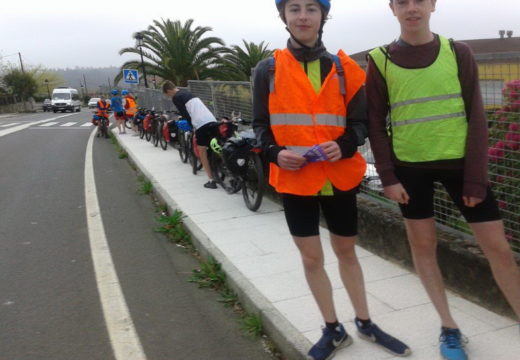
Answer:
[{"left": 123, "top": 69, "right": 139, "bottom": 84}]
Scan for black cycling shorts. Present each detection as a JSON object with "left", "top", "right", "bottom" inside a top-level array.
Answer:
[
  {"left": 281, "top": 187, "right": 358, "bottom": 237},
  {"left": 195, "top": 122, "right": 219, "bottom": 147},
  {"left": 394, "top": 166, "right": 501, "bottom": 223}
]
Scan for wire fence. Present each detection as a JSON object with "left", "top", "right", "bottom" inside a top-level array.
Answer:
[{"left": 130, "top": 60, "right": 520, "bottom": 254}]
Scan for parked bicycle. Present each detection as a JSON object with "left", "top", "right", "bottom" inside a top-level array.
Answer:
[
  {"left": 208, "top": 117, "right": 242, "bottom": 194},
  {"left": 222, "top": 128, "right": 266, "bottom": 211}
]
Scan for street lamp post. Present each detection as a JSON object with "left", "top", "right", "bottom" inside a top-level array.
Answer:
[
  {"left": 44, "top": 79, "right": 51, "bottom": 98},
  {"left": 134, "top": 32, "right": 149, "bottom": 88}
]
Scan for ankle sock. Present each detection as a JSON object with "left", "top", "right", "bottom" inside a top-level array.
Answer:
[
  {"left": 325, "top": 321, "right": 340, "bottom": 332},
  {"left": 355, "top": 317, "right": 372, "bottom": 329}
]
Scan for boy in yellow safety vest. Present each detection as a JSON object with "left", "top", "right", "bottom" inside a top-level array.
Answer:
[
  {"left": 366, "top": 1, "right": 520, "bottom": 359},
  {"left": 253, "top": 1, "right": 411, "bottom": 360}
]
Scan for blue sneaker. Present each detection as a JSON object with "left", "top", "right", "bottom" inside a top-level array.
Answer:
[
  {"left": 307, "top": 323, "right": 352, "bottom": 360},
  {"left": 355, "top": 319, "right": 411, "bottom": 357},
  {"left": 439, "top": 328, "right": 468, "bottom": 360}
]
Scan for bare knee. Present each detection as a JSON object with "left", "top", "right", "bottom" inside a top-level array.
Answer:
[{"left": 301, "top": 254, "right": 324, "bottom": 273}]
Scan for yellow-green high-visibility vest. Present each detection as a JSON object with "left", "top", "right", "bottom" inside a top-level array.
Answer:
[{"left": 369, "top": 36, "right": 468, "bottom": 162}]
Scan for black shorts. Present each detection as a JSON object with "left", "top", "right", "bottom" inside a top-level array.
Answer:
[
  {"left": 394, "top": 166, "right": 501, "bottom": 223},
  {"left": 195, "top": 122, "right": 219, "bottom": 147},
  {"left": 282, "top": 188, "right": 358, "bottom": 237}
]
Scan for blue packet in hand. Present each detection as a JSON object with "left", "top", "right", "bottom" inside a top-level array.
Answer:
[{"left": 302, "top": 145, "right": 328, "bottom": 164}]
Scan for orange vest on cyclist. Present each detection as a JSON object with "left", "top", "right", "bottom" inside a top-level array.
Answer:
[
  {"left": 268, "top": 48, "right": 367, "bottom": 196},
  {"left": 96, "top": 100, "right": 110, "bottom": 117},
  {"left": 124, "top": 96, "right": 137, "bottom": 116}
]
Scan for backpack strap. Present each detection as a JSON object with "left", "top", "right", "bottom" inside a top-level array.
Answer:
[
  {"left": 331, "top": 55, "right": 346, "bottom": 96},
  {"left": 268, "top": 57, "right": 275, "bottom": 93}
]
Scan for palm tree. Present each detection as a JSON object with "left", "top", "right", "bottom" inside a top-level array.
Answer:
[
  {"left": 116, "top": 19, "right": 229, "bottom": 87},
  {"left": 220, "top": 40, "right": 274, "bottom": 81}
]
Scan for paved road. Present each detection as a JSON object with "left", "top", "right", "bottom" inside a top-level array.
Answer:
[{"left": 0, "top": 111, "right": 273, "bottom": 360}]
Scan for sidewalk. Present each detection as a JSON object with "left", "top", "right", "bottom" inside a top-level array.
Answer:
[{"left": 113, "top": 131, "right": 519, "bottom": 360}]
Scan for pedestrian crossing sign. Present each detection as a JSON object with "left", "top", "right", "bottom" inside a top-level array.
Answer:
[{"left": 123, "top": 69, "right": 139, "bottom": 84}]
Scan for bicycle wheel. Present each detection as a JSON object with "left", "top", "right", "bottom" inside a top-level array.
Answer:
[
  {"left": 190, "top": 149, "right": 199, "bottom": 175},
  {"left": 139, "top": 124, "right": 145, "bottom": 139},
  {"left": 211, "top": 154, "right": 241, "bottom": 194},
  {"left": 159, "top": 126, "right": 168, "bottom": 150},
  {"left": 124, "top": 118, "right": 133, "bottom": 129},
  {"left": 153, "top": 126, "right": 159, "bottom": 147},
  {"left": 242, "top": 152, "right": 265, "bottom": 211},
  {"left": 178, "top": 132, "right": 189, "bottom": 163},
  {"left": 145, "top": 127, "right": 152, "bottom": 141}
]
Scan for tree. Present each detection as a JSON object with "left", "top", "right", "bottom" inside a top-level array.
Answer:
[
  {"left": 220, "top": 40, "right": 274, "bottom": 81},
  {"left": 2, "top": 69, "right": 38, "bottom": 100},
  {"left": 116, "top": 18, "right": 229, "bottom": 87},
  {"left": 29, "top": 67, "right": 65, "bottom": 98}
]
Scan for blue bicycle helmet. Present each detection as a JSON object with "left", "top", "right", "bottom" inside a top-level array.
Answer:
[
  {"left": 275, "top": 0, "right": 330, "bottom": 16},
  {"left": 111, "top": 89, "right": 118, "bottom": 95},
  {"left": 121, "top": 89, "right": 129, "bottom": 95}
]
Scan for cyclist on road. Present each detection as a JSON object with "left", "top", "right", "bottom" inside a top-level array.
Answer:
[
  {"left": 110, "top": 89, "right": 126, "bottom": 134},
  {"left": 92, "top": 95, "right": 110, "bottom": 137},
  {"left": 253, "top": 1, "right": 411, "bottom": 359},
  {"left": 366, "top": 1, "right": 520, "bottom": 359},
  {"left": 122, "top": 89, "right": 138, "bottom": 135},
  {"left": 162, "top": 81, "right": 219, "bottom": 189}
]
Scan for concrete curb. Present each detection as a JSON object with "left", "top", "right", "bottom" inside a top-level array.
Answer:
[{"left": 115, "top": 133, "right": 311, "bottom": 360}]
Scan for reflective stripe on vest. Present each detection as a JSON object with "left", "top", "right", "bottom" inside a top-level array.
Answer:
[
  {"left": 369, "top": 35, "right": 468, "bottom": 162},
  {"left": 267, "top": 48, "right": 367, "bottom": 196},
  {"left": 270, "top": 114, "right": 346, "bottom": 127}
]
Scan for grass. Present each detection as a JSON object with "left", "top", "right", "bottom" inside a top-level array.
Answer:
[
  {"left": 240, "top": 313, "right": 263, "bottom": 339},
  {"left": 155, "top": 211, "right": 193, "bottom": 250},
  {"left": 189, "top": 256, "right": 226, "bottom": 290},
  {"left": 138, "top": 179, "right": 153, "bottom": 195}
]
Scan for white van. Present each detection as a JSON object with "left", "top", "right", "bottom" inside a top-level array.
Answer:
[{"left": 51, "top": 87, "right": 81, "bottom": 113}]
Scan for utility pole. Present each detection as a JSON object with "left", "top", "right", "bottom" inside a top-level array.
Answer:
[
  {"left": 108, "top": 77, "right": 112, "bottom": 89},
  {"left": 18, "top": 52, "right": 25, "bottom": 73},
  {"left": 83, "top": 74, "right": 88, "bottom": 95}
]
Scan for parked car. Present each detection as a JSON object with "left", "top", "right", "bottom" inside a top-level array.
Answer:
[
  {"left": 88, "top": 97, "right": 100, "bottom": 109},
  {"left": 42, "top": 99, "right": 52, "bottom": 112}
]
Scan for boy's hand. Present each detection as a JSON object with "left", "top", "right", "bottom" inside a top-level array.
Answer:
[
  {"left": 463, "top": 196, "right": 483, "bottom": 208},
  {"left": 277, "top": 150, "right": 306, "bottom": 171},
  {"left": 384, "top": 183, "right": 410, "bottom": 205},
  {"left": 319, "top": 141, "right": 341, "bottom": 162}
]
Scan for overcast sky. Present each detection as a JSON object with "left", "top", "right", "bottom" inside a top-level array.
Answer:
[{"left": 1, "top": 0, "right": 519, "bottom": 69}]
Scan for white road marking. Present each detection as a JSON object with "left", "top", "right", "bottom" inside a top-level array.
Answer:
[
  {"left": 61, "top": 122, "right": 77, "bottom": 127},
  {"left": 0, "top": 122, "right": 20, "bottom": 127},
  {"left": 82, "top": 122, "right": 94, "bottom": 127},
  {"left": 39, "top": 122, "right": 59, "bottom": 127},
  {"left": 0, "top": 114, "right": 75, "bottom": 137},
  {"left": 84, "top": 129, "right": 147, "bottom": 360}
]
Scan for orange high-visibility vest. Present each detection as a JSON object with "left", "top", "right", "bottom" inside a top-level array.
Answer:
[
  {"left": 268, "top": 48, "right": 367, "bottom": 195},
  {"left": 125, "top": 96, "right": 137, "bottom": 116},
  {"left": 96, "top": 100, "right": 110, "bottom": 117}
]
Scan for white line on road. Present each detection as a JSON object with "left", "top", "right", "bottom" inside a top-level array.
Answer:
[
  {"left": 84, "top": 129, "right": 147, "bottom": 360},
  {"left": 0, "top": 122, "right": 20, "bottom": 127},
  {"left": 82, "top": 122, "right": 94, "bottom": 127},
  {"left": 61, "top": 122, "right": 77, "bottom": 127},
  {"left": 39, "top": 122, "right": 59, "bottom": 127},
  {"left": 0, "top": 114, "right": 76, "bottom": 138}
]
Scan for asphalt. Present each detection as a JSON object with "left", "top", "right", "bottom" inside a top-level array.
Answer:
[{"left": 113, "top": 129, "right": 519, "bottom": 360}]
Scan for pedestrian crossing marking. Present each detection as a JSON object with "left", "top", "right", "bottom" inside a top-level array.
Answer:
[
  {"left": 0, "top": 122, "right": 20, "bottom": 127},
  {"left": 40, "top": 122, "right": 59, "bottom": 127},
  {"left": 61, "top": 122, "right": 76, "bottom": 127},
  {"left": 82, "top": 122, "right": 94, "bottom": 127}
]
